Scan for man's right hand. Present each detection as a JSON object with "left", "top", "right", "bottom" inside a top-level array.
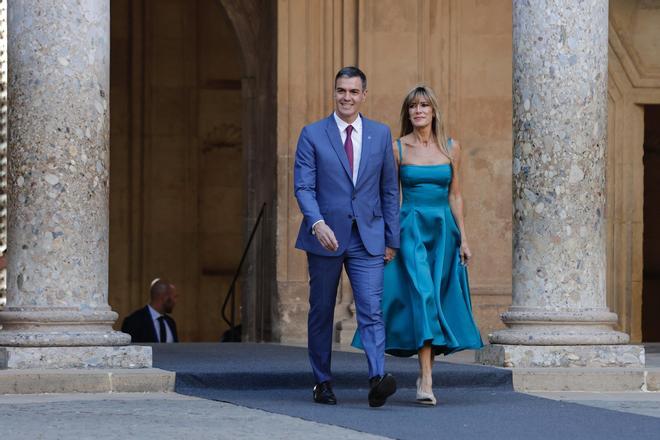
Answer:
[{"left": 314, "top": 222, "right": 339, "bottom": 252}]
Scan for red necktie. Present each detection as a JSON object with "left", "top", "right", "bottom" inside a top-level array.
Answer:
[{"left": 344, "top": 125, "right": 354, "bottom": 175}]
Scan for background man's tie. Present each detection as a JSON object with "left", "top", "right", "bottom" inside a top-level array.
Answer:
[
  {"left": 344, "top": 125, "right": 354, "bottom": 176},
  {"left": 157, "top": 316, "right": 167, "bottom": 343}
]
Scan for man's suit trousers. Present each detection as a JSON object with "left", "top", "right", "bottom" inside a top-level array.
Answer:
[{"left": 307, "top": 225, "right": 385, "bottom": 383}]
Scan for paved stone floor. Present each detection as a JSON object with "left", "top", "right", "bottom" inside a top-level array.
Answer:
[
  {"left": 1, "top": 344, "right": 659, "bottom": 439},
  {"left": 1, "top": 388, "right": 659, "bottom": 440},
  {"left": 0, "top": 392, "right": 386, "bottom": 440}
]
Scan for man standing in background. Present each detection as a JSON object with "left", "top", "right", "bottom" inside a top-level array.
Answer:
[{"left": 122, "top": 278, "right": 179, "bottom": 343}]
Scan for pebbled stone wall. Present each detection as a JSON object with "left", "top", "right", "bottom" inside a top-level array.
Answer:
[
  {"left": 0, "top": 0, "right": 6, "bottom": 310},
  {"left": 512, "top": 0, "right": 609, "bottom": 311},
  {"left": 6, "top": 0, "right": 110, "bottom": 310}
]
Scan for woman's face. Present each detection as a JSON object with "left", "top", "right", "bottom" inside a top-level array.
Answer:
[{"left": 408, "top": 96, "right": 434, "bottom": 129}]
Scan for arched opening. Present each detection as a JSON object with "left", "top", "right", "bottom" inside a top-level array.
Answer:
[{"left": 108, "top": 0, "right": 276, "bottom": 341}]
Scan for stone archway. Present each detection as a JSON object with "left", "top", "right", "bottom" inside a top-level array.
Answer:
[
  {"left": 108, "top": 0, "right": 277, "bottom": 342},
  {"left": 218, "top": 0, "right": 278, "bottom": 342}
]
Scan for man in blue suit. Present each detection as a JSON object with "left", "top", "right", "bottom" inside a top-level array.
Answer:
[{"left": 294, "top": 67, "right": 400, "bottom": 407}]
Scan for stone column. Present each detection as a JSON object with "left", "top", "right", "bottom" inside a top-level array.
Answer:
[
  {"left": 0, "top": 0, "right": 149, "bottom": 369},
  {"left": 0, "top": 0, "right": 7, "bottom": 312},
  {"left": 477, "top": 0, "right": 644, "bottom": 368}
]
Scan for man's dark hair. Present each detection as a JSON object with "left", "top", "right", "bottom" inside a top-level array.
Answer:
[{"left": 335, "top": 66, "right": 367, "bottom": 91}]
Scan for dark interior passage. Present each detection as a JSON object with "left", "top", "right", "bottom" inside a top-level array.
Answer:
[{"left": 643, "top": 105, "right": 660, "bottom": 342}]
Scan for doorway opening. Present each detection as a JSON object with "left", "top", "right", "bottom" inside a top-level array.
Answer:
[
  {"left": 108, "top": 0, "right": 277, "bottom": 342},
  {"left": 643, "top": 104, "right": 660, "bottom": 342}
]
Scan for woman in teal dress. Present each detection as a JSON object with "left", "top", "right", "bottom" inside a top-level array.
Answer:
[{"left": 353, "top": 85, "right": 483, "bottom": 405}]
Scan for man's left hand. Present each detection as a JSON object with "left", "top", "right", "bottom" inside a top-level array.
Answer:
[{"left": 384, "top": 247, "right": 396, "bottom": 263}]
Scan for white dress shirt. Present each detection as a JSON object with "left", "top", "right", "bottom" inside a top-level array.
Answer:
[
  {"left": 333, "top": 112, "right": 363, "bottom": 185},
  {"left": 148, "top": 304, "right": 175, "bottom": 343}
]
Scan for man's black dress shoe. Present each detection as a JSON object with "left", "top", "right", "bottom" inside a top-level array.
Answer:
[
  {"left": 368, "top": 373, "right": 396, "bottom": 407},
  {"left": 313, "top": 381, "right": 337, "bottom": 405}
]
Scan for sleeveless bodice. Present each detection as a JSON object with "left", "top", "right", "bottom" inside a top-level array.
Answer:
[{"left": 400, "top": 164, "right": 452, "bottom": 207}]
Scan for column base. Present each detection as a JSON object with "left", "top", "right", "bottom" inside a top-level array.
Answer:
[
  {"left": 0, "top": 345, "right": 152, "bottom": 369},
  {"left": 476, "top": 344, "right": 645, "bottom": 368},
  {"left": 0, "top": 308, "right": 131, "bottom": 346},
  {"left": 490, "top": 308, "right": 630, "bottom": 345},
  {"left": 488, "top": 326, "right": 631, "bottom": 345},
  {"left": 0, "top": 329, "right": 131, "bottom": 346}
]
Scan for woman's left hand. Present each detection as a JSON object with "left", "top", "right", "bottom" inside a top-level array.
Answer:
[{"left": 460, "top": 242, "right": 472, "bottom": 266}]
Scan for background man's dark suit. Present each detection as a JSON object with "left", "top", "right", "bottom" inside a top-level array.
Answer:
[{"left": 121, "top": 306, "right": 179, "bottom": 343}]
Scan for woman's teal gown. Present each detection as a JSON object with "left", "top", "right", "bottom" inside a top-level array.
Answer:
[{"left": 352, "top": 139, "right": 483, "bottom": 357}]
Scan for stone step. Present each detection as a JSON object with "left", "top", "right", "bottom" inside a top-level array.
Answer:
[
  {"left": 0, "top": 368, "right": 175, "bottom": 394},
  {"left": 510, "top": 367, "right": 660, "bottom": 392}
]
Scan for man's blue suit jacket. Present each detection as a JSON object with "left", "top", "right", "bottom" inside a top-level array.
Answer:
[{"left": 294, "top": 114, "right": 400, "bottom": 257}]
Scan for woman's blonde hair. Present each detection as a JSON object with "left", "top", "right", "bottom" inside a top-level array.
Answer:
[{"left": 399, "top": 85, "right": 451, "bottom": 160}]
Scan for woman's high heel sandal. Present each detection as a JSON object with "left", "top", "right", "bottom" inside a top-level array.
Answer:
[{"left": 416, "top": 377, "right": 437, "bottom": 406}]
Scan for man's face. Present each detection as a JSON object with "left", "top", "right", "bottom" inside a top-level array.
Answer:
[
  {"left": 163, "top": 285, "right": 178, "bottom": 314},
  {"left": 334, "top": 76, "right": 367, "bottom": 122}
]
